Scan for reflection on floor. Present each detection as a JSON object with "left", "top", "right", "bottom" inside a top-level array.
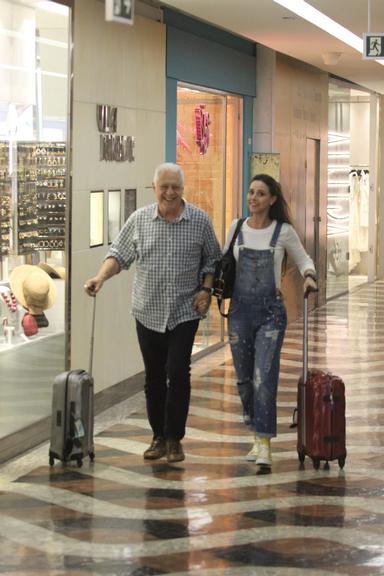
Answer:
[
  {"left": 1, "top": 281, "right": 384, "bottom": 574},
  {"left": 326, "top": 272, "right": 367, "bottom": 300}
]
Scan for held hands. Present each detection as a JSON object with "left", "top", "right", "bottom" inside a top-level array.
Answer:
[{"left": 193, "top": 289, "right": 212, "bottom": 316}]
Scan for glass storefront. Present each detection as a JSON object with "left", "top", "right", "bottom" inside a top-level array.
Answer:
[
  {"left": 0, "top": 0, "right": 70, "bottom": 438},
  {"left": 327, "top": 81, "right": 371, "bottom": 300},
  {"left": 176, "top": 84, "right": 243, "bottom": 352}
]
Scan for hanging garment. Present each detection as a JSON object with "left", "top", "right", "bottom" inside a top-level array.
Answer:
[
  {"left": 349, "top": 171, "right": 361, "bottom": 272},
  {"left": 358, "top": 170, "right": 369, "bottom": 252}
]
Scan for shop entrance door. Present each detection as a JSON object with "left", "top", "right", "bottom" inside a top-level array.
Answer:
[{"left": 176, "top": 84, "right": 243, "bottom": 353}]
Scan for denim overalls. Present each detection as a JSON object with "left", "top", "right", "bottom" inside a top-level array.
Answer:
[{"left": 228, "top": 221, "right": 287, "bottom": 438}]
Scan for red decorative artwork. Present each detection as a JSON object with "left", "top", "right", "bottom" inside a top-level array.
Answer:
[{"left": 195, "top": 105, "right": 210, "bottom": 155}]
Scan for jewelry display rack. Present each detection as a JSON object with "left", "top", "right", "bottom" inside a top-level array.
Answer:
[
  {"left": 0, "top": 143, "right": 12, "bottom": 258},
  {"left": 16, "top": 142, "right": 66, "bottom": 253},
  {"left": 17, "top": 143, "right": 39, "bottom": 254}
]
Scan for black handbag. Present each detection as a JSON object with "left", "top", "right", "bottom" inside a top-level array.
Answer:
[{"left": 213, "top": 218, "right": 245, "bottom": 316}]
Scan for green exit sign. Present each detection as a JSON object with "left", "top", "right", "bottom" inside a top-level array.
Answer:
[{"left": 363, "top": 33, "right": 384, "bottom": 59}]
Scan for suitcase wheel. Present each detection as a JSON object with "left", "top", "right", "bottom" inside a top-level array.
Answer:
[
  {"left": 89, "top": 451, "right": 95, "bottom": 462},
  {"left": 338, "top": 456, "right": 346, "bottom": 469},
  {"left": 49, "top": 452, "right": 55, "bottom": 467},
  {"left": 312, "top": 458, "right": 321, "bottom": 470}
]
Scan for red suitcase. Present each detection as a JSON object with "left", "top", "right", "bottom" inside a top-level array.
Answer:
[{"left": 296, "top": 290, "right": 346, "bottom": 470}]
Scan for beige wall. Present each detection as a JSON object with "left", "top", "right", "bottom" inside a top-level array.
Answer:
[
  {"left": 254, "top": 47, "right": 328, "bottom": 321},
  {"left": 70, "top": 0, "right": 165, "bottom": 391},
  {"left": 275, "top": 54, "right": 328, "bottom": 321}
]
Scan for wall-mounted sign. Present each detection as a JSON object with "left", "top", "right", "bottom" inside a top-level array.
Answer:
[
  {"left": 195, "top": 105, "right": 210, "bottom": 155},
  {"left": 96, "top": 104, "right": 135, "bottom": 162},
  {"left": 250, "top": 153, "right": 280, "bottom": 181},
  {"left": 363, "top": 33, "right": 384, "bottom": 59},
  {"left": 96, "top": 104, "right": 117, "bottom": 133},
  {"left": 90, "top": 190, "right": 104, "bottom": 247},
  {"left": 108, "top": 189, "right": 121, "bottom": 243},
  {"left": 100, "top": 134, "right": 135, "bottom": 162},
  {"left": 105, "top": 0, "right": 134, "bottom": 25},
  {"left": 123, "top": 188, "right": 137, "bottom": 223}
]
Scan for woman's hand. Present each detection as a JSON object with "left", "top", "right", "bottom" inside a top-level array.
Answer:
[{"left": 303, "top": 275, "right": 317, "bottom": 294}]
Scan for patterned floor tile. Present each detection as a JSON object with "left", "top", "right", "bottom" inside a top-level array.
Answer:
[{"left": 1, "top": 282, "right": 384, "bottom": 574}]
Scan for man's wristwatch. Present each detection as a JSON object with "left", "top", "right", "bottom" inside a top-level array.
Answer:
[{"left": 200, "top": 286, "right": 213, "bottom": 295}]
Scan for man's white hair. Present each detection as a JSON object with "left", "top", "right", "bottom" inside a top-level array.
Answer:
[{"left": 153, "top": 162, "right": 184, "bottom": 187}]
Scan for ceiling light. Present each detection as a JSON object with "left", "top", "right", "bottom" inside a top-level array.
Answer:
[
  {"left": 273, "top": 0, "right": 384, "bottom": 66},
  {"left": 322, "top": 52, "right": 342, "bottom": 65}
]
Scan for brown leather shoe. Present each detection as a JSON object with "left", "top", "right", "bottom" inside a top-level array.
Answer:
[
  {"left": 143, "top": 437, "right": 166, "bottom": 460},
  {"left": 166, "top": 439, "right": 185, "bottom": 463}
]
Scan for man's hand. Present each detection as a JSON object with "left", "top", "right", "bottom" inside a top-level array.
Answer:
[
  {"left": 193, "top": 290, "right": 212, "bottom": 315},
  {"left": 84, "top": 277, "right": 103, "bottom": 297},
  {"left": 84, "top": 257, "right": 120, "bottom": 297}
]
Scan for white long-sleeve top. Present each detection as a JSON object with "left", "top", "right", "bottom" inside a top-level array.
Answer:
[{"left": 223, "top": 219, "right": 315, "bottom": 289}]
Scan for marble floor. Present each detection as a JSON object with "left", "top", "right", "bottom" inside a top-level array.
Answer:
[{"left": 1, "top": 281, "right": 384, "bottom": 575}]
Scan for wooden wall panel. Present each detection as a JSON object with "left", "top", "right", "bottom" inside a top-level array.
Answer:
[{"left": 273, "top": 55, "right": 328, "bottom": 322}]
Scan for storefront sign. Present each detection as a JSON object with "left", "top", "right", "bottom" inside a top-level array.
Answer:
[
  {"left": 96, "top": 104, "right": 117, "bottom": 133},
  {"left": 100, "top": 134, "right": 135, "bottom": 162},
  {"left": 96, "top": 104, "right": 135, "bottom": 162},
  {"left": 105, "top": 0, "right": 134, "bottom": 26},
  {"left": 363, "top": 33, "right": 384, "bottom": 59}
]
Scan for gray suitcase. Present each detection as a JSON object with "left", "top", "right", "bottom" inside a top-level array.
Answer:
[{"left": 49, "top": 298, "right": 96, "bottom": 467}]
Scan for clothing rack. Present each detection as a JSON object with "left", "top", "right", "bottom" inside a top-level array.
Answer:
[{"left": 349, "top": 167, "right": 369, "bottom": 176}]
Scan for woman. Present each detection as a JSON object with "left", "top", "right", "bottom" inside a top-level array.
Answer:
[{"left": 224, "top": 173, "right": 317, "bottom": 473}]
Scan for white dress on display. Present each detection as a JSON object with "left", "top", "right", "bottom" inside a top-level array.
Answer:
[
  {"left": 358, "top": 170, "right": 369, "bottom": 251},
  {"left": 349, "top": 171, "right": 361, "bottom": 272}
]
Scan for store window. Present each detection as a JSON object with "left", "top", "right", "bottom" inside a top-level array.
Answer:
[
  {"left": 327, "top": 82, "right": 371, "bottom": 300},
  {"left": 176, "top": 84, "right": 243, "bottom": 352},
  {"left": 0, "top": 0, "right": 70, "bottom": 438}
]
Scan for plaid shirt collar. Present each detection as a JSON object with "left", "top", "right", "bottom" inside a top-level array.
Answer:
[{"left": 152, "top": 200, "right": 191, "bottom": 222}]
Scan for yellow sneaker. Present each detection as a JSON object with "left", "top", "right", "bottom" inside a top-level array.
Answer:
[
  {"left": 256, "top": 436, "right": 272, "bottom": 467},
  {"left": 246, "top": 432, "right": 259, "bottom": 461}
]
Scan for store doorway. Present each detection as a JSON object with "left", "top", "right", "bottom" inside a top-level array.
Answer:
[{"left": 176, "top": 84, "right": 243, "bottom": 353}]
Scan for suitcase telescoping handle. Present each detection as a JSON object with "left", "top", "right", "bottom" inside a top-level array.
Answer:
[
  {"left": 303, "top": 286, "right": 318, "bottom": 382},
  {"left": 89, "top": 295, "right": 97, "bottom": 376},
  {"left": 299, "top": 286, "right": 319, "bottom": 447}
]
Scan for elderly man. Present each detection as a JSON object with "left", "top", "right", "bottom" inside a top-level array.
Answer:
[{"left": 85, "top": 162, "right": 221, "bottom": 463}]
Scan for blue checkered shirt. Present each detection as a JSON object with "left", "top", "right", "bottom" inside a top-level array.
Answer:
[{"left": 106, "top": 202, "right": 221, "bottom": 332}]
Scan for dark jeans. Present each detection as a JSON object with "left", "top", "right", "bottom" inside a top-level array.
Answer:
[{"left": 136, "top": 319, "right": 199, "bottom": 441}]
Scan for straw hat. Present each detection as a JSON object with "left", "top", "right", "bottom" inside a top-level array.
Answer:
[
  {"left": 10, "top": 265, "right": 57, "bottom": 315},
  {"left": 38, "top": 262, "right": 66, "bottom": 280},
  {"left": 54, "top": 266, "right": 66, "bottom": 280}
]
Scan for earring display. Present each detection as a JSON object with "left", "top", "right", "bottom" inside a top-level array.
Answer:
[
  {"left": 17, "top": 143, "right": 38, "bottom": 254},
  {"left": 0, "top": 143, "right": 12, "bottom": 257},
  {"left": 17, "top": 142, "right": 66, "bottom": 253}
]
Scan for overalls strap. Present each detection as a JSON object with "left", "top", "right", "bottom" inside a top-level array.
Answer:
[{"left": 269, "top": 221, "right": 283, "bottom": 248}]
